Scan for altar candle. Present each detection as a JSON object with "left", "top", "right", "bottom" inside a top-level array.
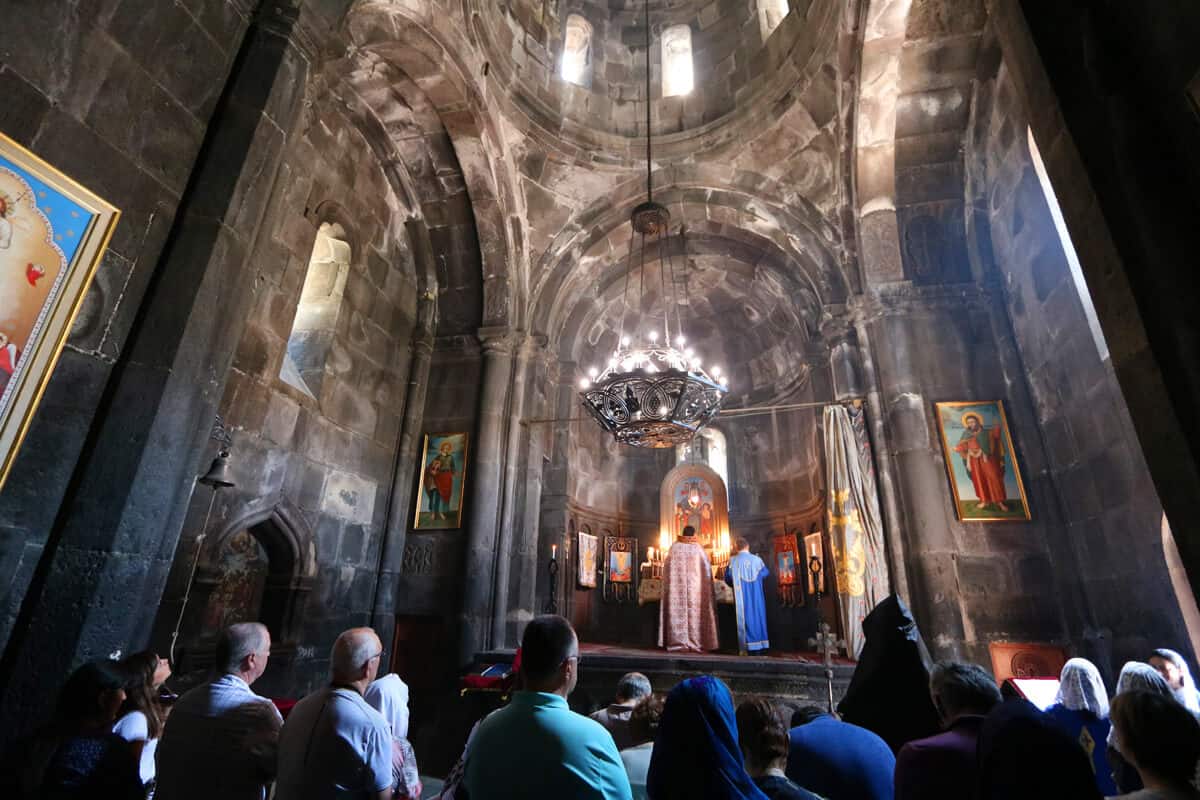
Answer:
[
  {"left": 551, "top": 544, "right": 557, "bottom": 560},
  {"left": 648, "top": 547, "right": 655, "bottom": 561}
]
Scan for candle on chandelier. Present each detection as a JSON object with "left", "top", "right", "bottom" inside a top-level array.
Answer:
[{"left": 551, "top": 544, "right": 558, "bottom": 561}]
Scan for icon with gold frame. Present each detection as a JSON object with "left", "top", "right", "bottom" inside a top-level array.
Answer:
[
  {"left": 0, "top": 133, "right": 120, "bottom": 490},
  {"left": 934, "top": 400, "right": 1031, "bottom": 521},
  {"left": 413, "top": 432, "right": 469, "bottom": 529}
]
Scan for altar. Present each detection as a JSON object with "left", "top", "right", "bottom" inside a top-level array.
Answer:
[{"left": 637, "top": 577, "right": 734, "bottom": 606}]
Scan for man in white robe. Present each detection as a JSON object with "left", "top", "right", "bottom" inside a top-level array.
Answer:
[{"left": 658, "top": 525, "right": 719, "bottom": 652}]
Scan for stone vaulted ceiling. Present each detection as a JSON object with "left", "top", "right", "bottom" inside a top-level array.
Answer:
[{"left": 336, "top": 0, "right": 874, "bottom": 397}]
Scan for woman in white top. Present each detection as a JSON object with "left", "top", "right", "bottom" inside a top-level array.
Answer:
[
  {"left": 113, "top": 650, "right": 171, "bottom": 794},
  {"left": 1109, "top": 689, "right": 1200, "bottom": 799},
  {"left": 364, "top": 673, "right": 423, "bottom": 799}
]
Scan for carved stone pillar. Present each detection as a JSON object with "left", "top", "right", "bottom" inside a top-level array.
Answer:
[
  {"left": 371, "top": 284, "right": 435, "bottom": 655},
  {"left": 458, "top": 327, "right": 518, "bottom": 664},
  {"left": 850, "top": 291, "right": 968, "bottom": 658},
  {"left": 490, "top": 335, "right": 537, "bottom": 648}
]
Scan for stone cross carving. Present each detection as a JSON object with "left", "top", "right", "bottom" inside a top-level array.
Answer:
[
  {"left": 808, "top": 621, "right": 846, "bottom": 712},
  {"left": 809, "top": 621, "right": 845, "bottom": 668}
]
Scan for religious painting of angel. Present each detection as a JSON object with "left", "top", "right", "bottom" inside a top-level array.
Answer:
[
  {"left": 413, "top": 432, "right": 469, "bottom": 529},
  {"left": 0, "top": 134, "right": 119, "bottom": 489},
  {"left": 608, "top": 548, "right": 633, "bottom": 583},
  {"left": 934, "top": 401, "right": 1031, "bottom": 522}
]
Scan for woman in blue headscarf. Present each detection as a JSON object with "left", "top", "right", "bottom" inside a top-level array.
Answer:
[{"left": 646, "top": 676, "right": 768, "bottom": 800}]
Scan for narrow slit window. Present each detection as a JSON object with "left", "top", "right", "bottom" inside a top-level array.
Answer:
[
  {"left": 280, "top": 222, "right": 351, "bottom": 400},
  {"left": 661, "top": 24, "right": 694, "bottom": 97},
  {"left": 1026, "top": 127, "right": 1109, "bottom": 361},
  {"left": 561, "top": 15, "right": 593, "bottom": 86},
  {"left": 760, "top": 0, "right": 789, "bottom": 39}
]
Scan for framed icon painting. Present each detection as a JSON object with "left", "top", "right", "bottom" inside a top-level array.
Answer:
[
  {"left": 0, "top": 133, "right": 120, "bottom": 490},
  {"left": 603, "top": 535, "right": 637, "bottom": 603},
  {"left": 772, "top": 531, "right": 802, "bottom": 606},
  {"left": 577, "top": 530, "right": 598, "bottom": 589},
  {"left": 413, "top": 432, "right": 469, "bottom": 529},
  {"left": 934, "top": 401, "right": 1031, "bottom": 522}
]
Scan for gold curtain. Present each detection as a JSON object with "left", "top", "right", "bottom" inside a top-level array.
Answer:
[{"left": 824, "top": 404, "right": 889, "bottom": 658}]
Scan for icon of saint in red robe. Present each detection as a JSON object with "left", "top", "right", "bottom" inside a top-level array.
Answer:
[
  {"left": 424, "top": 440, "right": 457, "bottom": 520},
  {"left": 955, "top": 413, "right": 1009, "bottom": 511},
  {"left": 0, "top": 332, "right": 18, "bottom": 395}
]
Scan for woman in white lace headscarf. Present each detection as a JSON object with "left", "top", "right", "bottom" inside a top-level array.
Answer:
[
  {"left": 365, "top": 674, "right": 422, "bottom": 800},
  {"left": 1109, "top": 661, "right": 1177, "bottom": 794},
  {"left": 1151, "top": 648, "right": 1200, "bottom": 716},
  {"left": 1046, "top": 658, "right": 1115, "bottom": 795}
]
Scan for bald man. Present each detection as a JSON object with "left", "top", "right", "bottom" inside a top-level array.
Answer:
[{"left": 275, "top": 628, "right": 393, "bottom": 800}]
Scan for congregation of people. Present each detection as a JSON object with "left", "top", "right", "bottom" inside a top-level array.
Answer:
[{"left": 6, "top": 610, "right": 1200, "bottom": 800}]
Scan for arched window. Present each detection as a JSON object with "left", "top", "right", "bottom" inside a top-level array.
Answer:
[
  {"left": 677, "top": 428, "right": 729, "bottom": 489},
  {"left": 759, "top": 0, "right": 789, "bottom": 39},
  {"left": 661, "top": 24, "right": 694, "bottom": 97},
  {"left": 561, "top": 15, "right": 593, "bottom": 86},
  {"left": 1027, "top": 127, "right": 1108, "bottom": 361},
  {"left": 280, "top": 222, "right": 351, "bottom": 400}
]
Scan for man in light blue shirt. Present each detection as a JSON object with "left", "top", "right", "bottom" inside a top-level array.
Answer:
[
  {"left": 157, "top": 622, "right": 283, "bottom": 800},
  {"left": 465, "top": 615, "right": 633, "bottom": 800}
]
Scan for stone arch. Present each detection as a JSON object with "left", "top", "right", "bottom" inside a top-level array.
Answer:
[
  {"left": 532, "top": 168, "right": 845, "bottom": 342},
  {"left": 342, "top": 1, "right": 529, "bottom": 332},
  {"left": 192, "top": 499, "right": 318, "bottom": 651},
  {"left": 659, "top": 462, "right": 729, "bottom": 558},
  {"left": 854, "top": 0, "right": 994, "bottom": 287}
]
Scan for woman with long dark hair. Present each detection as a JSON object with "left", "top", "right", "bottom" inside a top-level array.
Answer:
[
  {"left": 113, "top": 651, "right": 171, "bottom": 793},
  {"left": 3, "top": 659, "right": 143, "bottom": 799}
]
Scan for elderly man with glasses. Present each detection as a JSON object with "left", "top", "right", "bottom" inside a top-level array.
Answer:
[
  {"left": 465, "top": 615, "right": 633, "bottom": 800},
  {"left": 276, "top": 627, "right": 393, "bottom": 800}
]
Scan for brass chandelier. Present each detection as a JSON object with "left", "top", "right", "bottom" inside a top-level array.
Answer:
[{"left": 577, "top": 2, "right": 728, "bottom": 448}]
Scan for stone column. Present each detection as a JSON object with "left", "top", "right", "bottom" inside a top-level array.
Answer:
[
  {"left": 852, "top": 292, "right": 969, "bottom": 658},
  {"left": 490, "top": 335, "right": 536, "bottom": 648},
  {"left": 0, "top": 0, "right": 313, "bottom": 730},
  {"left": 827, "top": 315, "right": 912, "bottom": 603},
  {"left": 511, "top": 351, "right": 558, "bottom": 642},
  {"left": 371, "top": 287, "right": 435, "bottom": 655},
  {"left": 458, "top": 327, "right": 517, "bottom": 664}
]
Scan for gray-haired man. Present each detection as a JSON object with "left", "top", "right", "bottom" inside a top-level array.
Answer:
[
  {"left": 590, "top": 672, "right": 652, "bottom": 750},
  {"left": 157, "top": 622, "right": 282, "bottom": 800}
]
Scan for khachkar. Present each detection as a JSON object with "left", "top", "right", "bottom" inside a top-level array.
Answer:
[
  {"left": 806, "top": 556, "right": 845, "bottom": 712},
  {"left": 808, "top": 622, "right": 846, "bottom": 714}
]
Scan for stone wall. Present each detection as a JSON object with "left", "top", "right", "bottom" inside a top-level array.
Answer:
[
  {"left": 855, "top": 283, "right": 1069, "bottom": 665},
  {"left": 968, "top": 59, "right": 1189, "bottom": 670},
  {"left": 0, "top": 0, "right": 250, "bottom": 698},
  {"left": 149, "top": 85, "right": 420, "bottom": 696}
]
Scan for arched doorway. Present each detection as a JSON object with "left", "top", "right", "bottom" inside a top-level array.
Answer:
[{"left": 174, "top": 502, "right": 317, "bottom": 692}]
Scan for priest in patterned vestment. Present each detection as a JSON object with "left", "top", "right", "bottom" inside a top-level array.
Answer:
[{"left": 658, "top": 525, "right": 720, "bottom": 652}]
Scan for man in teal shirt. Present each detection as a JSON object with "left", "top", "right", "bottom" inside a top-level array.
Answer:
[{"left": 465, "top": 615, "right": 634, "bottom": 800}]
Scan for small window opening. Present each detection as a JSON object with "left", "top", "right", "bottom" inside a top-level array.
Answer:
[
  {"left": 759, "top": 0, "right": 790, "bottom": 39},
  {"left": 561, "top": 15, "right": 593, "bottom": 86},
  {"left": 677, "top": 428, "right": 729, "bottom": 490},
  {"left": 1027, "top": 127, "right": 1109, "bottom": 361},
  {"left": 280, "top": 222, "right": 351, "bottom": 400},
  {"left": 661, "top": 24, "right": 694, "bottom": 97}
]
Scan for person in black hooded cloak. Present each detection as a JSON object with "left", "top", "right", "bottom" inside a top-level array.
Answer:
[{"left": 836, "top": 594, "right": 942, "bottom": 752}]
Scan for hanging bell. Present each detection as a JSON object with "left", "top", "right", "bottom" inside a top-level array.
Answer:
[{"left": 198, "top": 450, "right": 236, "bottom": 489}]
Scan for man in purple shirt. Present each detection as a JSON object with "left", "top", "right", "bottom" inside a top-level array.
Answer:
[{"left": 893, "top": 662, "right": 1002, "bottom": 800}]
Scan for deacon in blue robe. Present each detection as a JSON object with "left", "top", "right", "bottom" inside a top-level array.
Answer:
[{"left": 725, "top": 538, "right": 770, "bottom": 654}]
